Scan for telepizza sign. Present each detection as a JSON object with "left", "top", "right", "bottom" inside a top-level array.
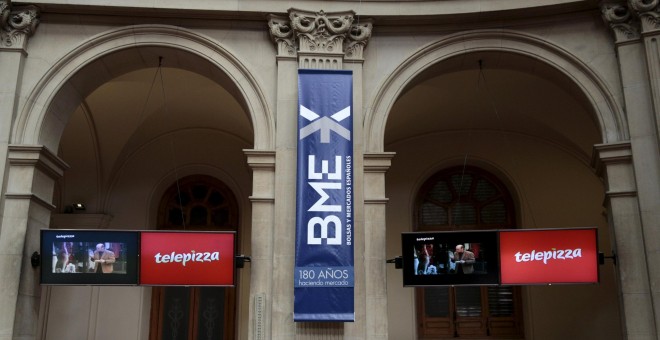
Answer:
[
  {"left": 140, "top": 231, "right": 235, "bottom": 286},
  {"left": 499, "top": 228, "right": 599, "bottom": 285}
]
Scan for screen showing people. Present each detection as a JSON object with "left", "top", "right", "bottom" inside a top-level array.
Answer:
[
  {"left": 51, "top": 241, "right": 125, "bottom": 274},
  {"left": 41, "top": 230, "right": 139, "bottom": 285},
  {"left": 414, "top": 242, "right": 485, "bottom": 276},
  {"left": 403, "top": 231, "right": 500, "bottom": 286}
]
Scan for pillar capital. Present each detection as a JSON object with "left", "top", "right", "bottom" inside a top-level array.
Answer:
[
  {"left": 267, "top": 8, "right": 373, "bottom": 68},
  {"left": 629, "top": 0, "right": 660, "bottom": 33},
  {"left": 592, "top": 142, "right": 637, "bottom": 197},
  {"left": 601, "top": 1, "right": 641, "bottom": 44},
  {"left": 601, "top": 0, "right": 660, "bottom": 42},
  {"left": 1, "top": 0, "right": 40, "bottom": 49}
]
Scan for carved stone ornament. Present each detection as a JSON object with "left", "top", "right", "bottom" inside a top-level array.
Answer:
[
  {"left": 290, "top": 9, "right": 354, "bottom": 54},
  {"left": 267, "top": 8, "right": 373, "bottom": 61},
  {"left": 1, "top": 0, "right": 40, "bottom": 48},
  {"left": 601, "top": 2, "right": 641, "bottom": 43},
  {"left": 345, "top": 19, "right": 373, "bottom": 60},
  {"left": 629, "top": 0, "right": 660, "bottom": 32},
  {"left": 267, "top": 14, "right": 295, "bottom": 57}
]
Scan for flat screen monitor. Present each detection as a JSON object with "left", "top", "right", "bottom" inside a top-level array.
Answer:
[
  {"left": 40, "top": 229, "right": 139, "bottom": 285},
  {"left": 499, "top": 228, "right": 599, "bottom": 285},
  {"left": 140, "top": 231, "right": 236, "bottom": 286},
  {"left": 401, "top": 231, "right": 500, "bottom": 286}
]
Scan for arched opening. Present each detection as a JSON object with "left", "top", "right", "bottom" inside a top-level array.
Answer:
[
  {"left": 150, "top": 175, "right": 239, "bottom": 340},
  {"left": 14, "top": 25, "right": 273, "bottom": 151},
  {"left": 55, "top": 63, "right": 253, "bottom": 215},
  {"left": 382, "top": 44, "right": 621, "bottom": 339},
  {"left": 40, "top": 27, "right": 261, "bottom": 339}
]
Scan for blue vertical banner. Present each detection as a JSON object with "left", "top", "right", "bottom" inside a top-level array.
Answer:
[{"left": 294, "top": 69, "right": 354, "bottom": 322}]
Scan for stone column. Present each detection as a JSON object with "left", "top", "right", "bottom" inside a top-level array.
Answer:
[
  {"left": 0, "top": 5, "right": 46, "bottom": 340},
  {"left": 629, "top": 0, "right": 660, "bottom": 147},
  {"left": 0, "top": 146, "right": 67, "bottom": 340},
  {"left": 343, "top": 22, "right": 372, "bottom": 338},
  {"left": 0, "top": 0, "right": 39, "bottom": 211},
  {"left": 267, "top": 15, "right": 298, "bottom": 339},
  {"left": 602, "top": 3, "right": 660, "bottom": 338},
  {"left": 267, "top": 9, "right": 374, "bottom": 339},
  {"left": 362, "top": 152, "right": 394, "bottom": 340},
  {"left": 0, "top": 0, "right": 40, "bottom": 243},
  {"left": 244, "top": 150, "right": 276, "bottom": 340},
  {"left": 593, "top": 142, "right": 656, "bottom": 340}
]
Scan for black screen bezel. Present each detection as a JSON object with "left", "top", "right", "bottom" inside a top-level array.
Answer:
[
  {"left": 40, "top": 229, "right": 140, "bottom": 285},
  {"left": 401, "top": 230, "right": 500, "bottom": 286}
]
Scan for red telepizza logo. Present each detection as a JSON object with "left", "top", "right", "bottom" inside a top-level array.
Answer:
[
  {"left": 154, "top": 251, "right": 220, "bottom": 266},
  {"left": 500, "top": 229, "right": 598, "bottom": 285},
  {"left": 514, "top": 248, "right": 583, "bottom": 264},
  {"left": 140, "top": 232, "right": 234, "bottom": 286}
]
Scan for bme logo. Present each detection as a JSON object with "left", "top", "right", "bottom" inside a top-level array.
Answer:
[
  {"left": 305, "top": 155, "right": 344, "bottom": 246},
  {"left": 299, "top": 105, "right": 351, "bottom": 143}
]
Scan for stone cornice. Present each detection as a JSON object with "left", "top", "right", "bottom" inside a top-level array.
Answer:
[
  {"left": 8, "top": 144, "right": 69, "bottom": 179},
  {"left": 364, "top": 152, "right": 396, "bottom": 173},
  {"left": 591, "top": 141, "right": 632, "bottom": 176},
  {"left": 4, "top": 193, "right": 56, "bottom": 210},
  {"left": 267, "top": 8, "right": 373, "bottom": 68},
  {"left": 1, "top": 0, "right": 40, "bottom": 48},
  {"left": 243, "top": 149, "right": 276, "bottom": 170}
]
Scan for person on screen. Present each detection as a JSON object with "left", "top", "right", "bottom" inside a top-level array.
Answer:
[
  {"left": 413, "top": 247, "right": 420, "bottom": 275},
  {"left": 54, "top": 252, "right": 67, "bottom": 273},
  {"left": 452, "top": 244, "right": 475, "bottom": 274},
  {"left": 63, "top": 259, "right": 77, "bottom": 273},
  {"left": 414, "top": 244, "right": 433, "bottom": 275},
  {"left": 447, "top": 250, "right": 457, "bottom": 273},
  {"left": 92, "top": 243, "right": 115, "bottom": 273}
]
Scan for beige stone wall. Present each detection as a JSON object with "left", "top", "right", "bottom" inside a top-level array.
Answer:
[{"left": 1, "top": 1, "right": 659, "bottom": 340}]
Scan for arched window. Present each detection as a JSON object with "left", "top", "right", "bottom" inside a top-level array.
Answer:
[
  {"left": 415, "top": 166, "right": 523, "bottom": 339},
  {"left": 150, "top": 175, "right": 238, "bottom": 340},
  {"left": 157, "top": 175, "right": 238, "bottom": 230}
]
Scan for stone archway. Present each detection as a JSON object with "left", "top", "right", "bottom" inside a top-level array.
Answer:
[
  {"left": 366, "top": 30, "right": 630, "bottom": 339},
  {"left": 13, "top": 24, "right": 274, "bottom": 151},
  {"left": 1, "top": 24, "right": 274, "bottom": 340},
  {"left": 364, "top": 29, "right": 627, "bottom": 153}
]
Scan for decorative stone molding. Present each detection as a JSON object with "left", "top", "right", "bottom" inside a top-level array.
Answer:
[
  {"left": 629, "top": 0, "right": 660, "bottom": 33},
  {"left": 363, "top": 152, "right": 396, "bottom": 201},
  {"left": 290, "top": 9, "right": 353, "bottom": 54},
  {"left": 363, "top": 152, "right": 396, "bottom": 173},
  {"left": 267, "top": 14, "right": 296, "bottom": 58},
  {"left": 267, "top": 8, "right": 373, "bottom": 67},
  {"left": 345, "top": 19, "right": 374, "bottom": 60},
  {"left": 7, "top": 144, "right": 68, "bottom": 181},
  {"left": 591, "top": 141, "right": 636, "bottom": 195},
  {"left": 601, "top": 2, "right": 641, "bottom": 43},
  {"left": 244, "top": 149, "right": 276, "bottom": 202},
  {"left": 0, "top": 0, "right": 40, "bottom": 48}
]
